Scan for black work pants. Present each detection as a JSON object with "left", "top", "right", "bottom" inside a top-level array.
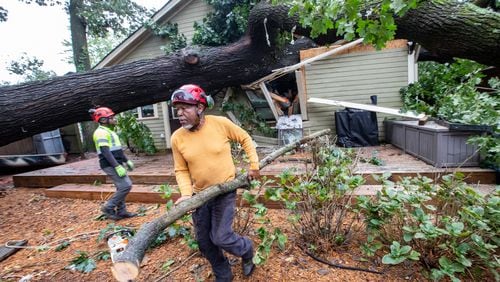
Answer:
[{"left": 192, "top": 190, "right": 253, "bottom": 281}]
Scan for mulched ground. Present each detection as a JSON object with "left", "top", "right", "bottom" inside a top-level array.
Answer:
[
  {"left": 0, "top": 145, "right": 472, "bottom": 281},
  {"left": 0, "top": 176, "right": 426, "bottom": 282}
]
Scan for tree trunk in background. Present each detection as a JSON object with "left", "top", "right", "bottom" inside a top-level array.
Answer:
[
  {"left": 69, "top": 0, "right": 95, "bottom": 153},
  {"left": 0, "top": 1, "right": 499, "bottom": 147},
  {"left": 69, "top": 0, "right": 90, "bottom": 72}
]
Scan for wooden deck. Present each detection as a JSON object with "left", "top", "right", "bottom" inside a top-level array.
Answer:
[{"left": 11, "top": 144, "right": 497, "bottom": 204}]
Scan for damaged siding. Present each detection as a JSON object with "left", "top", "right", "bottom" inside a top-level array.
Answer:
[{"left": 303, "top": 47, "right": 409, "bottom": 141}]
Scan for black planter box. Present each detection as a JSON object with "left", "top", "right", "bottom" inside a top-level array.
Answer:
[{"left": 385, "top": 120, "right": 481, "bottom": 167}]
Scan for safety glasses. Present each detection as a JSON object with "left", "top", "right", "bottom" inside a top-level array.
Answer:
[{"left": 171, "top": 89, "right": 199, "bottom": 105}]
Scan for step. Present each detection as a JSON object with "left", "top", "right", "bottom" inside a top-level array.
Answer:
[
  {"left": 16, "top": 169, "right": 497, "bottom": 188},
  {"left": 43, "top": 183, "right": 497, "bottom": 208}
]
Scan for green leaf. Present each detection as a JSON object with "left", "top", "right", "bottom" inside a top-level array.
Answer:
[
  {"left": 399, "top": 245, "right": 412, "bottom": 255},
  {"left": 382, "top": 254, "right": 405, "bottom": 265}
]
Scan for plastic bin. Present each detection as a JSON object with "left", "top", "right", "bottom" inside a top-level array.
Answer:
[{"left": 385, "top": 120, "right": 480, "bottom": 167}]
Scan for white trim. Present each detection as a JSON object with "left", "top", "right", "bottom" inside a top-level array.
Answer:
[
  {"left": 161, "top": 102, "right": 172, "bottom": 149},
  {"left": 407, "top": 43, "right": 421, "bottom": 84},
  {"left": 137, "top": 104, "right": 159, "bottom": 120},
  {"left": 408, "top": 48, "right": 416, "bottom": 84}
]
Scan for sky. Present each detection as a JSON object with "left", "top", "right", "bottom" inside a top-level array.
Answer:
[{"left": 0, "top": 0, "right": 166, "bottom": 84}]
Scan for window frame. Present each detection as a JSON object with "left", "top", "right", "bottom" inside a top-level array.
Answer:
[{"left": 136, "top": 104, "right": 159, "bottom": 120}]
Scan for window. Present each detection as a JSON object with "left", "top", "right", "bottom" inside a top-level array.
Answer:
[
  {"left": 137, "top": 104, "right": 158, "bottom": 120},
  {"left": 171, "top": 105, "right": 179, "bottom": 120}
]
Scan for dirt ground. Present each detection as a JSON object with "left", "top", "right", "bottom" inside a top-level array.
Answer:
[{"left": 0, "top": 176, "right": 426, "bottom": 282}]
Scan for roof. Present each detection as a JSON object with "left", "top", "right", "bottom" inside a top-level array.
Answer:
[{"left": 94, "top": 0, "right": 195, "bottom": 69}]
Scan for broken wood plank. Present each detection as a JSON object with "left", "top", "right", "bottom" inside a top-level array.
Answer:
[
  {"left": 259, "top": 82, "right": 280, "bottom": 121},
  {"left": 308, "top": 97, "right": 427, "bottom": 121},
  {"left": 295, "top": 69, "right": 308, "bottom": 120}
]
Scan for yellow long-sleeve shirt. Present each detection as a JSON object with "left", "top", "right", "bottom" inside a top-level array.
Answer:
[{"left": 171, "top": 115, "right": 259, "bottom": 196}]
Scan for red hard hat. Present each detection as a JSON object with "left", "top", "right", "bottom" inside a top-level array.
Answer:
[
  {"left": 90, "top": 107, "right": 115, "bottom": 122},
  {"left": 171, "top": 84, "right": 214, "bottom": 108}
]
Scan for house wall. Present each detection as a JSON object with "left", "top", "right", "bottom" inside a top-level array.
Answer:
[
  {"left": 302, "top": 43, "right": 409, "bottom": 141},
  {"left": 0, "top": 137, "right": 35, "bottom": 155},
  {"left": 121, "top": 0, "right": 212, "bottom": 64},
  {"left": 110, "top": 0, "right": 213, "bottom": 150}
]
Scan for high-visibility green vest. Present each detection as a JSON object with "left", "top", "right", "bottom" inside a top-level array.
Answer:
[{"left": 93, "top": 125, "right": 122, "bottom": 154}]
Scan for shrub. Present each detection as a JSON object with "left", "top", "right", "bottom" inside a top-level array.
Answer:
[
  {"left": 116, "top": 111, "right": 157, "bottom": 155},
  {"left": 267, "top": 138, "right": 364, "bottom": 254},
  {"left": 356, "top": 173, "right": 499, "bottom": 281}
]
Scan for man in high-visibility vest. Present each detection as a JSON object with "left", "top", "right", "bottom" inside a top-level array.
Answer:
[{"left": 89, "top": 106, "right": 136, "bottom": 220}]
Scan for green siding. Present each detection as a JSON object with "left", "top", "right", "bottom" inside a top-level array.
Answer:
[
  {"left": 122, "top": 0, "right": 212, "bottom": 63},
  {"left": 304, "top": 47, "right": 409, "bottom": 141},
  {"left": 169, "top": 0, "right": 212, "bottom": 42}
]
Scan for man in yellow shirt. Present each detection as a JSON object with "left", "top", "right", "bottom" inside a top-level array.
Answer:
[{"left": 170, "top": 84, "right": 260, "bottom": 281}]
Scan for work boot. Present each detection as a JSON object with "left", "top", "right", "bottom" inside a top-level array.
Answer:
[
  {"left": 116, "top": 204, "right": 137, "bottom": 218},
  {"left": 100, "top": 206, "right": 123, "bottom": 221},
  {"left": 117, "top": 210, "right": 137, "bottom": 218},
  {"left": 242, "top": 248, "right": 255, "bottom": 276}
]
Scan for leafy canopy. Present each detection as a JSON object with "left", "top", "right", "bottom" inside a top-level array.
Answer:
[
  {"left": 273, "top": 0, "right": 420, "bottom": 48},
  {"left": 192, "top": 0, "right": 258, "bottom": 46},
  {"left": 6, "top": 54, "right": 56, "bottom": 83}
]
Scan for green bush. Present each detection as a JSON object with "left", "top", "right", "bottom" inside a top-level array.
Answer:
[
  {"left": 267, "top": 139, "right": 364, "bottom": 254},
  {"left": 356, "top": 173, "right": 499, "bottom": 281},
  {"left": 116, "top": 111, "right": 157, "bottom": 155},
  {"left": 400, "top": 59, "right": 499, "bottom": 168}
]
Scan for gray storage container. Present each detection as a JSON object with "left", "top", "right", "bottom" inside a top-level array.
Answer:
[
  {"left": 385, "top": 120, "right": 480, "bottom": 167},
  {"left": 32, "top": 129, "right": 65, "bottom": 154}
]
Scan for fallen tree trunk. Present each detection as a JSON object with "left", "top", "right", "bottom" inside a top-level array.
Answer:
[
  {"left": 111, "top": 129, "right": 330, "bottom": 282},
  {"left": 1, "top": 1, "right": 499, "bottom": 146}
]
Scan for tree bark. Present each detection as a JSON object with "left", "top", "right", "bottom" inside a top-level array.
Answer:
[
  {"left": 0, "top": 1, "right": 498, "bottom": 147},
  {"left": 69, "top": 0, "right": 91, "bottom": 72},
  {"left": 111, "top": 129, "right": 330, "bottom": 282},
  {"left": 395, "top": 1, "right": 500, "bottom": 66}
]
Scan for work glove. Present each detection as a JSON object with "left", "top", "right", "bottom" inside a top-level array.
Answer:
[
  {"left": 114, "top": 165, "right": 127, "bottom": 177},
  {"left": 126, "top": 160, "right": 134, "bottom": 171}
]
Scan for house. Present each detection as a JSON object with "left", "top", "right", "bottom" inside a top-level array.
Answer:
[
  {"left": 94, "top": 0, "right": 213, "bottom": 151},
  {"left": 95, "top": 0, "right": 418, "bottom": 150}
]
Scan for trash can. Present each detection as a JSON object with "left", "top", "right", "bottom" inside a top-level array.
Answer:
[{"left": 32, "top": 129, "right": 65, "bottom": 154}]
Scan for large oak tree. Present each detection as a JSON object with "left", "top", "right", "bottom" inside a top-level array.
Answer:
[{"left": 0, "top": 0, "right": 499, "bottom": 147}]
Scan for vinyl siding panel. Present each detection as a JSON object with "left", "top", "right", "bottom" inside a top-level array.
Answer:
[
  {"left": 169, "top": 0, "right": 212, "bottom": 42},
  {"left": 121, "top": 0, "right": 212, "bottom": 64},
  {"left": 304, "top": 47, "right": 409, "bottom": 141}
]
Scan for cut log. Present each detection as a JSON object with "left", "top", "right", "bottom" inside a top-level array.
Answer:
[{"left": 111, "top": 129, "right": 331, "bottom": 282}]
